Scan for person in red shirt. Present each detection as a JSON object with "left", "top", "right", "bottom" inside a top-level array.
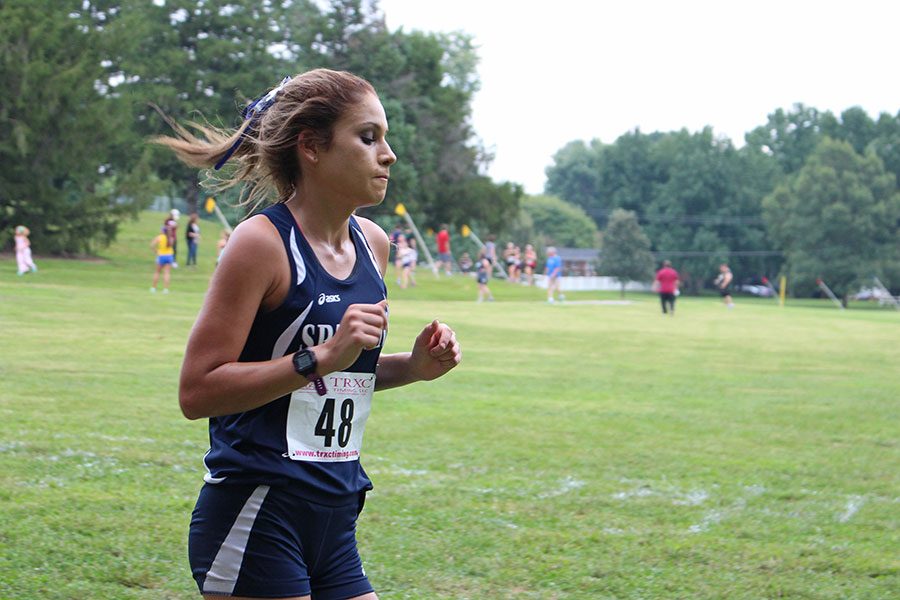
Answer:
[
  {"left": 435, "top": 224, "right": 452, "bottom": 276},
  {"left": 654, "top": 260, "right": 680, "bottom": 315}
]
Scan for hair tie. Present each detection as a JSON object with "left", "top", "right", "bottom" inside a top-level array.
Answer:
[{"left": 214, "top": 76, "right": 292, "bottom": 170}]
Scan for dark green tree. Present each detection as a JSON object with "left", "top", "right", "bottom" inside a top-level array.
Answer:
[
  {"left": 599, "top": 208, "right": 655, "bottom": 297},
  {"left": 870, "top": 111, "right": 900, "bottom": 198},
  {"left": 762, "top": 138, "right": 900, "bottom": 303},
  {"left": 544, "top": 140, "right": 604, "bottom": 216},
  {"left": 545, "top": 127, "right": 780, "bottom": 290},
  {"left": 286, "top": 0, "right": 522, "bottom": 232},
  {"left": 745, "top": 103, "right": 826, "bottom": 175},
  {"left": 0, "top": 0, "right": 144, "bottom": 254},
  {"left": 100, "top": 0, "right": 293, "bottom": 214}
]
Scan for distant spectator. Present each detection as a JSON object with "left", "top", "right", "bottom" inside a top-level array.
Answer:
[
  {"left": 185, "top": 213, "right": 201, "bottom": 266},
  {"left": 435, "top": 224, "right": 453, "bottom": 276},
  {"left": 389, "top": 221, "right": 404, "bottom": 246},
  {"left": 503, "top": 242, "right": 521, "bottom": 282},
  {"left": 458, "top": 251, "right": 474, "bottom": 273},
  {"left": 484, "top": 234, "right": 497, "bottom": 265},
  {"left": 522, "top": 244, "right": 537, "bottom": 285},
  {"left": 164, "top": 209, "right": 180, "bottom": 268},
  {"left": 545, "top": 246, "right": 562, "bottom": 303},
  {"left": 714, "top": 263, "right": 735, "bottom": 308},
  {"left": 653, "top": 259, "right": 680, "bottom": 315},
  {"left": 14, "top": 225, "right": 38, "bottom": 276},
  {"left": 476, "top": 248, "right": 494, "bottom": 302},
  {"left": 396, "top": 235, "right": 417, "bottom": 289},
  {"left": 150, "top": 229, "right": 175, "bottom": 293}
]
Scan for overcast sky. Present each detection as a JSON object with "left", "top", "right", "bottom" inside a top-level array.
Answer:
[{"left": 378, "top": 0, "right": 900, "bottom": 194}]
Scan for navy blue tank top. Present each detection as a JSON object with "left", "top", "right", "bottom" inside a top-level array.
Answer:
[{"left": 202, "top": 203, "right": 387, "bottom": 505}]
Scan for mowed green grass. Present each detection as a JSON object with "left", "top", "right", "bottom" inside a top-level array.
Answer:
[{"left": 0, "top": 211, "right": 898, "bottom": 599}]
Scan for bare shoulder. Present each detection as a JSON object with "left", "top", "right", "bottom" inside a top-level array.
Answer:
[
  {"left": 220, "top": 215, "right": 282, "bottom": 265},
  {"left": 210, "top": 214, "right": 286, "bottom": 308},
  {"left": 355, "top": 216, "right": 390, "bottom": 275}
]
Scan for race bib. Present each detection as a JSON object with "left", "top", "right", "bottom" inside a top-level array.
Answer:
[{"left": 286, "top": 371, "right": 374, "bottom": 462}]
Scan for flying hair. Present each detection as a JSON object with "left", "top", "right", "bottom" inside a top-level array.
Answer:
[{"left": 151, "top": 69, "right": 377, "bottom": 213}]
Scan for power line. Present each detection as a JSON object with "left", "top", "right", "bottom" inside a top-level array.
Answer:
[
  {"left": 651, "top": 250, "right": 782, "bottom": 257},
  {"left": 587, "top": 208, "right": 766, "bottom": 226}
]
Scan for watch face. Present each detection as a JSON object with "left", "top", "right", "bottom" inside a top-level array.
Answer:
[{"left": 294, "top": 350, "right": 315, "bottom": 373}]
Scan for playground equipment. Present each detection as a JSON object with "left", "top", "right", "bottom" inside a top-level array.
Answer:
[
  {"left": 394, "top": 203, "right": 437, "bottom": 276},
  {"left": 204, "top": 197, "right": 233, "bottom": 233},
  {"left": 816, "top": 278, "right": 844, "bottom": 310}
]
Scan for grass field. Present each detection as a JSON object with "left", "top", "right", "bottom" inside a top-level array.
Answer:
[{"left": 1, "top": 211, "right": 898, "bottom": 599}]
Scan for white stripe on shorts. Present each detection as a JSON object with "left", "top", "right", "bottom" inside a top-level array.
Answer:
[{"left": 202, "top": 484, "right": 271, "bottom": 595}]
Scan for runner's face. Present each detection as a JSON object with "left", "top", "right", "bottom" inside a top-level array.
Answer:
[{"left": 316, "top": 93, "right": 396, "bottom": 209}]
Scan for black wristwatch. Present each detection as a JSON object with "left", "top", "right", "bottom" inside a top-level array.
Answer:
[{"left": 293, "top": 349, "right": 326, "bottom": 396}]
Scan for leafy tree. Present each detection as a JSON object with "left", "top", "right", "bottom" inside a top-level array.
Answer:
[
  {"left": 544, "top": 140, "right": 604, "bottom": 215},
  {"left": 319, "top": 7, "right": 522, "bottom": 233},
  {"left": 599, "top": 209, "right": 655, "bottom": 297},
  {"left": 827, "top": 107, "right": 877, "bottom": 155},
  {"left": 762, "top": 138, "right": 900, "bottom": 303},
  {"left": 646, "top": 129, "right": 778, "bottom": 290},
  {"left": 596, "top": 130, "right": 666, "bottom": 221},
  {"left": 744, "top": 103, "right": 826, "bottom": 175},
  {"left": 99, "top": 0, "right": 292, "bottom": 214},
  {"left": 520, "top": 195, "right": 598, "bottom": 249},
  {"left": 546, "top": 127, "right": 780, "bottom": 290},
  {"left": 870, "top": 111, "right": 900, "bottom": 197},
  {"left": 0, "top": 0, "right": 144, "bottom": 254}
]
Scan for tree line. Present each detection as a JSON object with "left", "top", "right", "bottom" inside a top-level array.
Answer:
[
  {"left": 544, "top": 105, "right": 900, "bottom": 299},
  {"left": 1, "top": 0, "right": 521, "bottom": 255},
  {"left": 3, "top": 0, "right": 898, "bottom": 302}
]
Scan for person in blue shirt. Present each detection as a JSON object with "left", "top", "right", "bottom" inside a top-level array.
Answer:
[
  {"left": 544, "top": 246, "right": 563, "bottom": 303},
  {"left": 154, "top": 68, "right": 461, "bottom": 600}
]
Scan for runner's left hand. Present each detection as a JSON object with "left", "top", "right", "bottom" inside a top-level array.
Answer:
[{"left": 409, "top": 320, "right": 461, "bottom": 381}]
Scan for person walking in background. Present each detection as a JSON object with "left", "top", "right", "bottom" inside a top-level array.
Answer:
[
  {"left": 150, "top": 228, "right": 174, "bottom": 293},
  {"left": 165, "top": 209, "right": 180, "bottom": 267},
  {"left": 653, "top": 259, "right": 680, "bottom": 315},
  {"left": 476, "top": 247, "right": 494, "bottom": 302},
  {"left": 154, "top": 68, "right": 460, "bottom": 600},
  {"left": 484, "top": 234, "right": 497, "bottom": 266},
  {"left": 435, "top": 223, "right": 453, "bottom": 276},
  {"left": 522, "top": 243, "right": 537, "bottom": 285},
  {"left": 14, "top": 225, "right": 38, "bottom": 276},
  {"left": 544, "top": 246, "right": 562, "bottom": 303},
  {"left": 715, "top": 263, "right": 735, "bottom": 308},
  {"left": 398, "top": 235, "right": 418, "bottom": 289},
  {"left": 185, "top": 212, "right": 201, "bottom": 266}
]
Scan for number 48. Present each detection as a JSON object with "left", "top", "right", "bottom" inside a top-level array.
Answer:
[{"left": 314, "top": 398, "right": 354, "bottom": 447}]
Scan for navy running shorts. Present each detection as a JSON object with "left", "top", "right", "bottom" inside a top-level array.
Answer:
[{"left": 189, "top": 483, "right": 373, "bottom": 599}]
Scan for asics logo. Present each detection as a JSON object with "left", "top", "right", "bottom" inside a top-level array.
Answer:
[{"left": 318, "top": 293, "right": 341, "bottom": 305}]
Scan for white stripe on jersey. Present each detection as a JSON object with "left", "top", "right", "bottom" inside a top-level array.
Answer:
[
  {"left": 289, "top": 227, "right": 306, "bottom": 285},
  {"left": 271, "top": 300, "right": 314, "bottom": 360}
]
